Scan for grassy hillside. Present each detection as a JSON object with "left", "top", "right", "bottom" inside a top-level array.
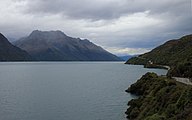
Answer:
[
  {"left": 126, "top": 34, "right": 192, "bottom": 78},
  {"left": 126, "top": 72, "right": 192, "bottom": 120}
]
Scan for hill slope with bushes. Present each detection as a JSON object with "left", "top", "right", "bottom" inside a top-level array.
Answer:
[
  {"left": 126, "top": 72, "right": 192, "bottom": 120},
  {"left": 126, "top": 34, "right": 192, "bottom": 78}
]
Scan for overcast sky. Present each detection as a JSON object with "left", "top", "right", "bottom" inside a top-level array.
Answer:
[{"left": 0, "top": 0, "right": 192, "bottom": 55}]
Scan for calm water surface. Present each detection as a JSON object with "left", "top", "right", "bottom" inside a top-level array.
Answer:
[{"left": 0, "top": 62, "right": 167, "bottom": 120}]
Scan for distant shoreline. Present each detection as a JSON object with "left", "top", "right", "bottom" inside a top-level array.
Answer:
[{"left": 0, "top": 60, "right": 124, "bottom": 62}]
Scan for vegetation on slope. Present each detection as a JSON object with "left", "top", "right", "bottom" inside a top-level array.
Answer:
[
  {"left": 126, "top": 34, "right": 192, "bottom": 78},
  {"left": 126, "top": 72, "right": 192, "bottom": 120}
]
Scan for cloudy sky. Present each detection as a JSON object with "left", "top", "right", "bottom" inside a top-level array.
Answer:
[{"left": 0, "top": 0, "right": 192, "bottom": 55}]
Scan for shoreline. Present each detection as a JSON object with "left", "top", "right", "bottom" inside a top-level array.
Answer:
[
  {"left": 125, "top": 63, "right": 192, "bottom": 119},
  {"left": 125, "top": 72, "right": 192, "bottom": 120},
  {"left": 126, "top": 63, "right": 192, "bottom": 85}
]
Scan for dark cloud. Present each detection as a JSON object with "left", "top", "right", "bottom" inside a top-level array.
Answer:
[
  {"left": 0, "top": 0, "right": 191, "bottom": 55},
  {"left": 23, "top": 0, "right": 190, "bottom": 20}
]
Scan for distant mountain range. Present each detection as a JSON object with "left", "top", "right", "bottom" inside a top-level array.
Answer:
[
  {"left": 118, "top": 55, "right": 136, "bottom": 61},
  {"left": 126, "top": 34, "right": 192, "bottom": 78},
  {"left": 0, "top": 33, "right": 32, "bottom": 61},
  {"left": 12, "top": 30, "right": 121, "bottom": 61}
]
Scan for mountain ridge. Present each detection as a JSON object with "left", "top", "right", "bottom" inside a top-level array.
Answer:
[
  {"left": 14, "top": 30, "right": 121, "bottom": 61},
  {"left": 0, "top": 33, "right": 32, "bottom": 61}
]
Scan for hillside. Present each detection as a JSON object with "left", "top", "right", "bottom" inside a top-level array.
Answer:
[
  {"left": 0, "top": 33, "right": 32, "bottom": 61},
  {"left": 126, "top": 72, "right": 192, "bottom": 120},
  {"left": 126, "top": 34, "right": 192, "bottom": 78},
  {"left": 14, "top": 30, "right": 121, "bottom": 61}
]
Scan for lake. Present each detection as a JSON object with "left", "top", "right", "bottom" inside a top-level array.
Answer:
[{"left": 0, "top": 62, "right": 167, "bottom": 120}]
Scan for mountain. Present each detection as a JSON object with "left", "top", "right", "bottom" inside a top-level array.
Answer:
[
  {"left": 119, "top": 55, "right": 137, "bottom": 61},
  {"left": 14, "top": 30, "right": 121, "bottom": 61},
  {"left": 126, "top": 34, "right": 192, "bottom": 78},
  {"left": 0, "top": 33, "right": 32, "bottom": 61}
]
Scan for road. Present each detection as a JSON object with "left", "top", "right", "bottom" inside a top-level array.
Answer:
[
  {"left": 173, "top": 77, "right": 192, "bottom": 85},
  {"left": 135, "top": 57, "right": 191, "bottom": 85}
]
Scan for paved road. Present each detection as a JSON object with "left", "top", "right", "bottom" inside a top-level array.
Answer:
[
  {"left": 173, "top": 77, "right": 192, "bottom": 85},
  {"left": 162, "top": 65, "right": 170, "bottom": 70},
  {"left": 135, "top": 57, "right": 191, "bottom": 85}
]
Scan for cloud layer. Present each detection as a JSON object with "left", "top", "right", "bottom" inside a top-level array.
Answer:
[{"left": 0, "top": 0, "right": 191, "bottom": 55}]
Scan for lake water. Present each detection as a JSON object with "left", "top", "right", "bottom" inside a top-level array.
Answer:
[{"left": 0, "top": 62, "right": 167, "bottom": 120}]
